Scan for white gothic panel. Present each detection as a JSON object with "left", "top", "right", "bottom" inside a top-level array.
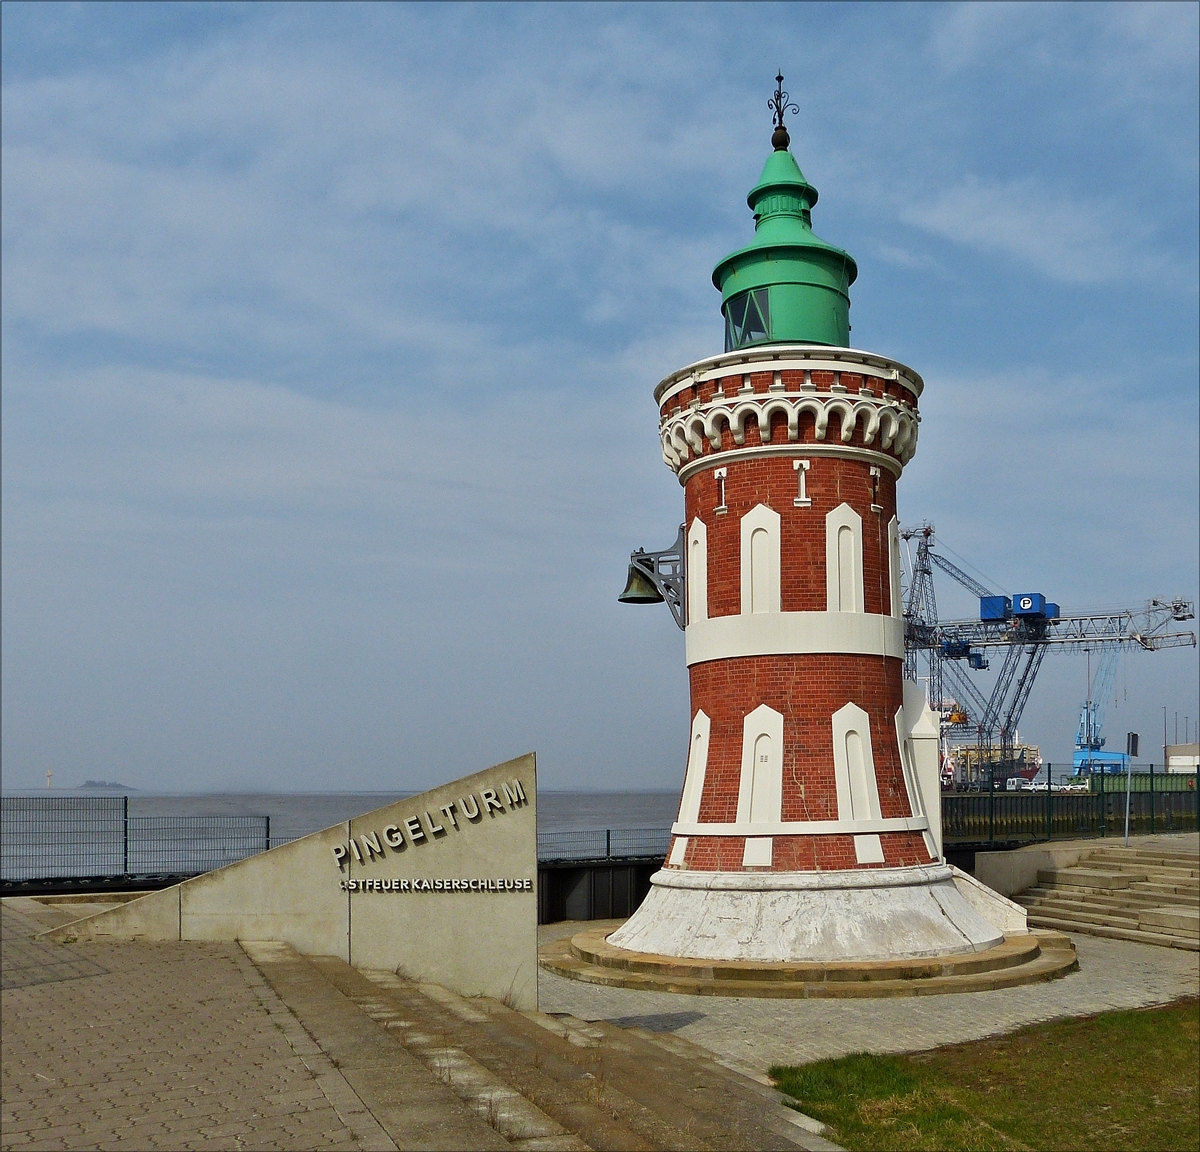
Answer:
[
  {"left": 825, "top": 502, "right": 864, "bottom": 613},
  {"left": 737, "top": 704, "right": 783, "bottom": 866},
  {"left": 895, "top": 704, "right": 938, "bottom": 861},
  {"left": 831, "top": 702, "right": 885, "bottom": 864},
  {"left": 888, "top": 515, "right": 903, "bottom": 617},
  {"left": 740, "top": 503, "right": 781, "bottom": 616},
  {"left": 687, "top": 518, "right": 708, "bottom": 624}
]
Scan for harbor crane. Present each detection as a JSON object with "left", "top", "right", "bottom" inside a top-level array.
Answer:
[
  {"left": 1074, "top": 646, "right": 1125, "bottom": 775},
  {"left": 901, "top": 524, "right": 1196, "bottom": 781}
]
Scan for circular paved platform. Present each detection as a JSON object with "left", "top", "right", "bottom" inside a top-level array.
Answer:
[{"left": 539, "top": 926, "right": 1078, "bottom": 998}]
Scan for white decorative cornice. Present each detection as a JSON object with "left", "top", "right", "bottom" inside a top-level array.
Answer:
[
  {"left": 670, "top": 816, "right": 930, "bottom": 837},
  {"left": 685, "top": 610, "right": 905, "bottom": 665},
  {"left": 678, "top": 444, "right": 903, "bottom": 483},
  {"left": 654, "top": 345, "right": 924, "bottom": 407},
  {"left": 647, "top": 864, "right": 953, "bottom": 889},
  {"left": 660, "top": 391, "right": 919, "bottom": 473}
]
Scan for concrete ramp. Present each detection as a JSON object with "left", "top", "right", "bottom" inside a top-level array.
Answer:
[{"left": 43, "top": 754, "right": 538, "bottom": 1008}]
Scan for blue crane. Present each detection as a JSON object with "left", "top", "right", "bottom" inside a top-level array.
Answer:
[
  {"left": 1073, "top": 647, "right": 1125, "bottom": 775},
  {"left": 902, "top": 525, "right": 1052, "bottom": 778},
  {"left": 901, "top": 524, "right": 1196, "bottom": 784}
]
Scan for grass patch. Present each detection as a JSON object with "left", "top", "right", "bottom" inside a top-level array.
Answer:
[{"left": 771, "top": 998, "right": 1199, "bottom": 1151}]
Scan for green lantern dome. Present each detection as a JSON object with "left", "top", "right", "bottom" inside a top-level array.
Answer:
[{"left": 712, "top": 77, "right": 857, "bottom": 350}]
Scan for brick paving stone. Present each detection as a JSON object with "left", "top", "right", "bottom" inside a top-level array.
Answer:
[
  {"left": 20, "top": 883, "right": 1134, "bottom": 1150},
  {"left": 539, "top": 920, "right": 1200, "bottom": 1071},
  {"left": 2, "top": 902, "right": 364, "bottom": 1151}
]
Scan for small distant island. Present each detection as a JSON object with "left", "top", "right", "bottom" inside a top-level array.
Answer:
[{"left": 78, "top": 780, "right": 138, "bottom": 791}]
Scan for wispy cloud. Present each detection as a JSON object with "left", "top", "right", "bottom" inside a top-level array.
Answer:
[
  {"left": 2, "top": 4, "right": 1196, "bottom": 788},
  {"left": 905, "top": 366, "right": 1199, "bottom": 599},
  {"left": 898, "top": 175, "right": 1176, "bottom": 286},
  {"left": 929, "top": 0, "right": 1200, "bottom": 92},
  {"left": 902, "top": 363, "right": 1198, "bottom": 761}
]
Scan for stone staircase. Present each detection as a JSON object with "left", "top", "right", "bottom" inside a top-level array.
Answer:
[
  {"left": 1015, "top": 844, "right": 1200, "bottom": 951},
  {"left": 239, "top": 939, "right": 833, "bottom": 1151}
]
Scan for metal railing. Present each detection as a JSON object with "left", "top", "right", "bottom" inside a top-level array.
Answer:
[
  {"left": 943, "top": 768, "right": 1199, "bottom": 846},
  {"left": 124, "top": 817, "right": 273, "bottom": 876},
  {"left": 6, "top": 783, "right": 1195, "bottom": 883},
  {"left": 1, "top": 796, "right": 271, "bottom": 881},
  {"left": 537, "top": 827, "right": 672, "bottom": 863}
]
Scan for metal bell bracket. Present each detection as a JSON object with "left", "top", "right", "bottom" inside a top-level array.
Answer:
[{"left": 618, "top": 524, "right": 686, "bottom": 631}]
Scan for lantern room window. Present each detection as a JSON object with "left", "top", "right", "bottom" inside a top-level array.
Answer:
[{"left": 724, "top": 288, "right": 771, "bottom": 351}]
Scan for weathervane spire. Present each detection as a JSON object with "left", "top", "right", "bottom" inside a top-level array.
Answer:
[{"left": 768, "top": 70, "right": 798, "bottom": 151}]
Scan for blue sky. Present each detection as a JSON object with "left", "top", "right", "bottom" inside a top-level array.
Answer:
[{"left": 3, "top": 1, "right": 1197, "bottom": 793}]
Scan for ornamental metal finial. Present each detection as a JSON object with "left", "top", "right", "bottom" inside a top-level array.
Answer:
[{"left": 768, "top": 70, "right": 798, "bottom": 151}]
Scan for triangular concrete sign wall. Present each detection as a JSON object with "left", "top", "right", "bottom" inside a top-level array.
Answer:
[{"left": 46, "top": 754, "right": 538, "bottom": 1009}]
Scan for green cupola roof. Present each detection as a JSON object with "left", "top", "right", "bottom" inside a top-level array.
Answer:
[{"left": 713, "top": 76, "right": 857, "bottom": 350}]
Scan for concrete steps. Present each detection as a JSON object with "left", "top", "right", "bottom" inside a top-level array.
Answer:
[
  {"left": 1018, "top": 886, "right": 1186, "bottom": 914},
  {"left": 1013, "top": 843, "right": 1200, "bottom": 951},
  {"left": 242, "top": 940, "right": 829, "bottom": 1151},
  {"left": 537, "top": 928, "right": 1077, "bottom": 999},
  {"left": 1024, "top": 913, "right": 1199, "bottom": 951},
  {"left": 1086, "top": 860, "right": 1198, "bottom": 880},
  {"left": 1020, "top": 884, "right": 1197, "bottom": 905},
  {"left": 1019, "top": 902, "right": 1141, "bottom": 931},
  {"left": 1139, "top": 907, "right": 1200, "bottom": 939},
  {"left": 1085, "top": 850, "right": 1198, "bottom": 874},
  {"left": 1130, "top": 880, "right": 1200, "bottom": 900}
]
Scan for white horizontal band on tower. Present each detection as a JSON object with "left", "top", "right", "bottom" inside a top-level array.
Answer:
[
  {"left": 677, "top": 444, "right": 903, "bottom": 485},
  {"left": 670, "top": 816, "right": 930, "bottom": 837},
  {"left": 685, "top": 611, "right": 905, "bottom": 665},
  {"left": 654, "top": 345, "right": 925, "bottom": 406},
  {"left": 647, "top": 863, "right": 952, "bottom": 890}
]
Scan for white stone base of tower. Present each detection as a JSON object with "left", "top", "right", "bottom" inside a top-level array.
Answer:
[{"left": 607, "top": 864, "right": 1007, "bottom": 963}]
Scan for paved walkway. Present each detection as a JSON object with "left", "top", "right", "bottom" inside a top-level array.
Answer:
[
  {"left": 2, "top": 901, "right": 364, "bottom": 1151},
  {"left": 1, "top": 899, "right": 825, "bottom": 1151},
  {"left": 538, "top": 923, "right": 1200, "bottom": 1070},
  {"left": 5, "top": 879, "right": 1197, "bottom": 1151}
]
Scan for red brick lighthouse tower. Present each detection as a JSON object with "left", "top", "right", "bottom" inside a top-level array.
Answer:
[{"left": 612, "top": 78, "right": 1004, "bottom": 962}]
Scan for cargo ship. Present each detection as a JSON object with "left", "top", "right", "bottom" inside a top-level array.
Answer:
[{"left": 941, "top": 741, "right": 1042, "bottom": 790}]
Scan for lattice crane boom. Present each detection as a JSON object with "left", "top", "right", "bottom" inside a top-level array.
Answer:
[
  {"left": 932, "top": 608, "right": 1196, "bottom": 652},
  {"left": 900, "top": 524, "right": 1196, "bottom": 783},
  {"left": 928, "top": 552, "right": 993, "bottom": 600}
]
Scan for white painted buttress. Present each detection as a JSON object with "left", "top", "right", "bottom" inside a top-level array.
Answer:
[
  {"left": 831, "top": 702, "right": 885, "bottom": 863},
  {"left": 669, "top": 710, "right": 711, "bottom": 865}
]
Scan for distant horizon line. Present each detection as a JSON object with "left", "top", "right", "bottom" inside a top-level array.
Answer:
[{"left": 0, "top": 786, "right": 682, "bottom": 797}]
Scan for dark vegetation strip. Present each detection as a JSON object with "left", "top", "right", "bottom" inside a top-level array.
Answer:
[{"left": 770, "top": 998, "right": 1199, "bottom": 1152}]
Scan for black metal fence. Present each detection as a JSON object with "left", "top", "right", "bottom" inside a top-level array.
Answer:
[
  {"left": 536, "top": 828, "right": 669, "bottom": 923},
  {"left": 537, "top": 827, "right": 672, "bottom": 863},
  {"left": 1, "top": 796, "right": 271, "bottom": 882},
  {"left": 943, "top": 772, "right": 1199, "bottom": 847},
  {"left": 6, "top": 786, "right": 1196, "bottom": 886}
]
